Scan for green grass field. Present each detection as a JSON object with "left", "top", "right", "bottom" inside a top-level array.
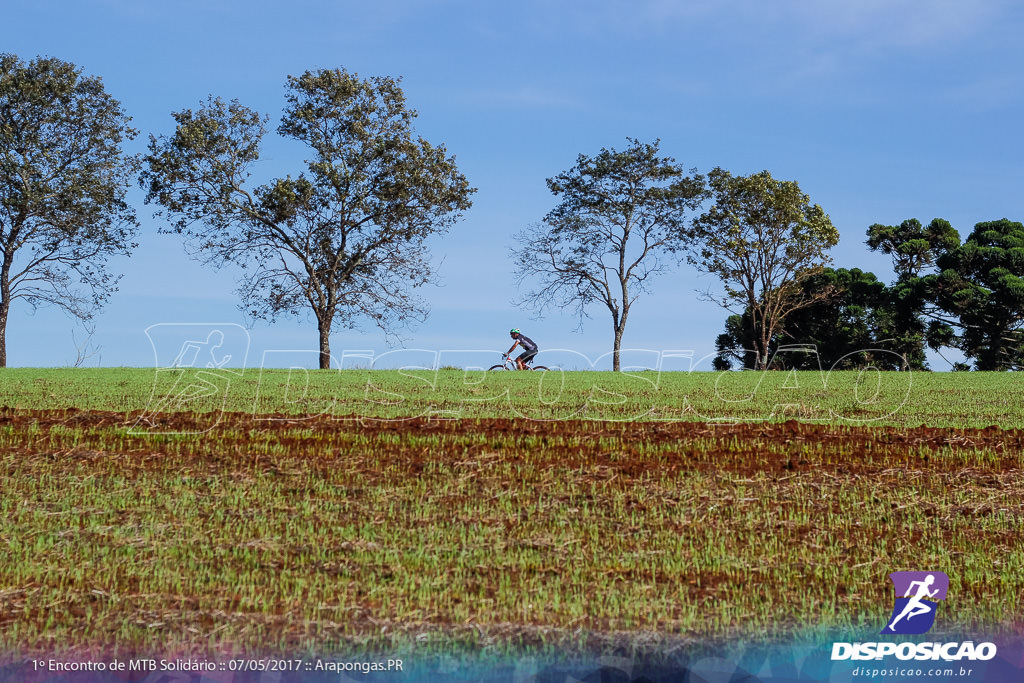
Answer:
[
  {"left": 1, "top": 368, "right": 1022, "bottom": 659},
  {"left": 1, "top": 367, "right": 1023, "bottom": 427}
]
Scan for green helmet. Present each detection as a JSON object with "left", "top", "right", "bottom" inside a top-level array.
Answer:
[{"left": 510, "top": 328, "right": 520, "bottom": 336}]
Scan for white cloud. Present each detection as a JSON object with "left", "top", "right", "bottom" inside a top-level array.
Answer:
[
  {"left": 780, "top": 0, "right": 1006, "bottom": 50},
  {"left": 581, "top": 0, "right": 1007, "bottom": 49},
  {"left": 517, "top": 0, "right": 1014, "bottom": 102}
]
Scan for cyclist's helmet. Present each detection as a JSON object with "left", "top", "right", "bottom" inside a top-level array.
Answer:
[{"left": 510, "top": 328, "right": 520, "bottom": 336}]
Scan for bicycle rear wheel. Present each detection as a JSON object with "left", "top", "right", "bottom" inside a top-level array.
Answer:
[{"left": 531, "top": 365, "right": 549, "bottom": 371}]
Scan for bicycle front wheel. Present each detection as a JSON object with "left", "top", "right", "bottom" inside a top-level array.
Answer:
[{"left": 488, "top": 364, "right": 508, "bottom": 371}]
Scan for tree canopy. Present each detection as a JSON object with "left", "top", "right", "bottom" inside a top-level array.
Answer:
[
  {"left": 713, "top": 267, "right": 927, "bottom": 371},
  {"left": 689, "top": 168, "right": 838, "bottom": 371},
  {"left": 10, "top": 53, "right": 1024, "bottom": 374},
  {"left": 0, "top": 54, "right": 139, "bottom": 367},
  {"left": 511, "top": 139, "right": 704, "bottom": 371},
  {"left": 867, "top": 217, "right": 960, "bottom": 279},
  {"left": 935, "top": 219, "right": 1024, "bottom": 370},
  {"left": 863, "top": 218, "right": 960, "bottom": 366},
  {"left": 142, "top": 69, "right": 474, "bottom": 369}
]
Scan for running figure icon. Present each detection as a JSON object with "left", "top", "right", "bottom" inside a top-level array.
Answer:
[
  {"left": 887, "top": 574, "right": 938, "bottom": 631},
  {"left": 881, "top": 571, "right": 949, "bottom": 635}
]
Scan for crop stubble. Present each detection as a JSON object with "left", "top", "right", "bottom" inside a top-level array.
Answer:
[{"left": 1, "top": 407, "right": 1022, "bottom": 657}]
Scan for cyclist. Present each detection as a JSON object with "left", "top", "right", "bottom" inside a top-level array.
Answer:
[{"left": 506, "top": 328, "right": 539, "bottom": 370}]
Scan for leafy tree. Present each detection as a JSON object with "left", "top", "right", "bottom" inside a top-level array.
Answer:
[
  {"left": 511, "top": 139, "right": 703, "bottom": 371},
  {"left": 935, "top": 219, "right": 1024, "bottom": 370},
  {"left": 866, "top": 217, "right": 1024, "bottom": 370},
  {"left": 0, "top": 54, "right": 139, "bottom": 367},
  {"left": 712, "top": 310, "right": 756, "bottom": 371},
  {"left": 867, "top": 217, "right": 960, "bottom": 278},
  {"left": 713, "top": 267, "right": 914, "bottom": 370},
  {"left": 689, "top": 168, "right": 838, "bottom": 370},
  {"left": 866, "top": 217, "right": 960, "bottom": 365},
  {"left": 142, "top": 69, "right": 474, "bottom": 369},
  {"left": 775, "top": 267, "right": 888, "bottom": 368}
]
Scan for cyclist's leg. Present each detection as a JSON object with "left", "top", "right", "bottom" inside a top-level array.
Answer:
[{"left": 517, "top": 350, "right": 538, "bottom": 370}]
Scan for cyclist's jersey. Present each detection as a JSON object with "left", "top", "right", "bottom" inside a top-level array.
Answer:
[{"left": 517, "top": 334, "right": 538, "bottom": 352}]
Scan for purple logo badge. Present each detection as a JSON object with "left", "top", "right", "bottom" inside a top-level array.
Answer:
[{"left": 882, "top": 571, "right": 949, "bottom": 635}]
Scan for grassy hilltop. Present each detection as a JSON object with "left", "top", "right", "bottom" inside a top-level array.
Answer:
[{"left": 1, "top": 367, "right": 1023, "bottom": 428}]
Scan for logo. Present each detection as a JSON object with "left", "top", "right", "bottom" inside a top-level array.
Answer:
[
  {"left": 132, "top": 323, "right": 250, "bottom": 435},
  {"left": 881, "top": 571, "right": 949, "bottom": 635},
  {"left": 831, "top": 571, "right": 997, "bottom": 664}
]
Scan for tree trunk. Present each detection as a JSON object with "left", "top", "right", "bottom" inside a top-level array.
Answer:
[
  {"left": 318, "top": 317, "right": 331, "bottom": 370},
  {"left": 609, "top": 302, "right": 627, "bottom": 372},
  {"left": 752, "top": 342, "right": 764, "bottom": 371},
  {"left": 612, "top": 324, "right": 623, "bottom": 372},
  {"left": 750, "top": 306, "right": 770, "bottom": 371},
  {"left": 749, "top": 318, "right": 763, "bottom": 371},
  {"left": 0, "top": 307, "right": 7, "bottom": 368},
  {"left": 759, "top": 327, "right": 772, "bottom": 370},
  {"left": 0, "top": 278, "right": 9, "bottom": 369}
]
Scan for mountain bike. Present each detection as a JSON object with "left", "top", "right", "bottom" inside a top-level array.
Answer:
[{"left": 488, "top": 353, "right": 548, "bottom": 371}]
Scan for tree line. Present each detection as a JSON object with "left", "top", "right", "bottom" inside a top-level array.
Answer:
[
  {"left": 2, "top": 54, "right": 1021, "bottom": 371},
  {"left": 713, "top": 218, "right": 1024, "bottom": 372}
]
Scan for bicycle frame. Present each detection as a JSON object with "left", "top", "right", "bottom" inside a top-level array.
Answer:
[{"left": 488, "top": 353, "right": 547, "bottom": 371}]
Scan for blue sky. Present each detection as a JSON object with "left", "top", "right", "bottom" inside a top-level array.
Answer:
[{"left": 3, "top": 0, "right": 1023, "bottom": 369}]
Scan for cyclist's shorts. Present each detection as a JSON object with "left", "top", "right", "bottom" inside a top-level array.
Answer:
[{"left": 517, "top": 350, "right": 538, "bottom": 364}]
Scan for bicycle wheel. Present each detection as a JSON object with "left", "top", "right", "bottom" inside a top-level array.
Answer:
[
  {"left": 531, "top": 365, "right": 549, "bottom": 371},
  {"left": 487, "top": 364, "right": 508, "bottom": 371}
]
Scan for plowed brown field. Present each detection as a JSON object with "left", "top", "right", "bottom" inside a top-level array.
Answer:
[
  {"left": 5, "top": 407, "right": 1024, "bottom": 466},
  {"left": 2, "top": 408, "right": 1023, "bottom": 656}
]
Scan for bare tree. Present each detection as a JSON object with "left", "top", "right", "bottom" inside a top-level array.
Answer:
[
  {"left": 0, "top": 54, "right": 139, "bottom": 367},
  {"left": 71, "top": 320, "right": 101, "bottom": 368},
  {"left": 142, "top": 69, "right": 474, "bottom": 369},
  {"left": 512, "top": 139, "right": 704, "bottom": 371}
]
